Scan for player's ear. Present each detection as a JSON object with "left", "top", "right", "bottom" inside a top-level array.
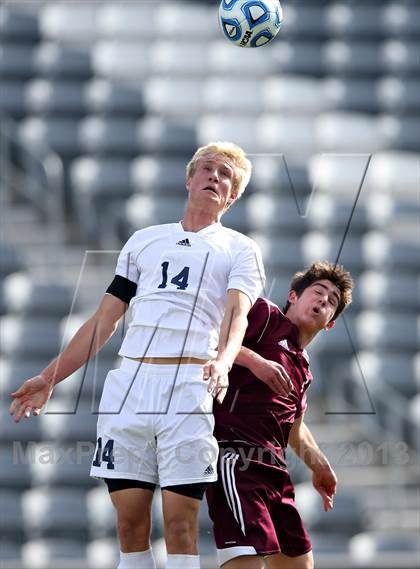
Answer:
[
  {"left": 325, "top": 320, "right": 335, "bottom": 331},
  {"left": 288, "top": 290, "right": 298, "bottom": 305}
]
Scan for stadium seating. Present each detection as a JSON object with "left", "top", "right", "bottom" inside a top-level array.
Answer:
[
  {"left": 22, "top": 538, "right": 86, "bottom": 568},
  {"left": 22, "top": 487, "right": 88, "bottom": 540},
  {"left": 1, "top": 1, "right": 419, "bottom": 567}
]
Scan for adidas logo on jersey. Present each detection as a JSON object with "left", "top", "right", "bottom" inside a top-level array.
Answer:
[
  {"left": 176, "top": 239, "right": 191, "bottom": 247},
  {"left": 203, "top": 464, "right": 214, "bottom": 476}
]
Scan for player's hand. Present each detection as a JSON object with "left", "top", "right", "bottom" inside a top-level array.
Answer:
[
  {"left": 250, "top": 358, "right": 293, "bottom": 396},
  {"left": 9, "top": 375, "right": 53, "bottom": 423},
  {"left": 312, "top": 464, "right": 337, "bottom": 512},
  {"left": 203, "top": 359, "right": 230, "bottom": 404}
]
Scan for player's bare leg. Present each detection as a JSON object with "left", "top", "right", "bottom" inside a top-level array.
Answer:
[
  {"left": 110, "top": 487, "right": 154, "bottom": 552},
  {"left": 162, "top": 490, "right": 201, "bottom": 554},
  {"left": 265, "top": 550, "right": 314, "bottom": 569},
  {"left": 222, "top": 555, "right": 264, "bottom": 568}
]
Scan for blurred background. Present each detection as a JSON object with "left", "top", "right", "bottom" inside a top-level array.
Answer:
[{"left": 0, "top": 0, "right": 419, "bottom": 568}]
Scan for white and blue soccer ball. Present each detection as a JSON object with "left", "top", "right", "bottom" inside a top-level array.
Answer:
[{"left": 219, "top": 0, "right": 283, "bottom": 48}]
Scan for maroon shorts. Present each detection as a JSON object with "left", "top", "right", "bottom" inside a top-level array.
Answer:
[{"left": 206, "top": 448, "right": 312, "bottom": 566}]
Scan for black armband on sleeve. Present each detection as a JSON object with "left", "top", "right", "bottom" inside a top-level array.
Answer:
[{"left": 106, "top": 275, "right": 137, "bottom": 304}]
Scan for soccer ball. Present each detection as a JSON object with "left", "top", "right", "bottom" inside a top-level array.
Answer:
[{"left": 219, "top": 0, "right": 283, "bottom": 48}]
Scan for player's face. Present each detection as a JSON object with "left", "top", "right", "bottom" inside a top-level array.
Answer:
[
  {"left": 290, "top": 279, "right": 340, "bottom": 332},
  {"left": 186, "top": 155, "right": 237, "bottom": 212}
]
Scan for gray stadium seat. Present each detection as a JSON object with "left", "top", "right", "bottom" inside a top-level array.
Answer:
[
  {"left": 306, "top": 194, "right": 369, "bottom": 235},
  {"left": 323, "top": 41, "right": 381, "bottom": 75},
  {"left": 24, "top": 79, "right": 86, "bottom": 115},
  {"left": 0, "top": 358, "right": 49, "bottom": 396},
  {"left": 33, "top": 42, "right": 92, "bottom": 78},
  {"left": 302, "top": 232, "right": 365, "bottom": 273},
  {"left": 0, "top": 44, "right": 35, "bottom": 78},
  {"left": 258, "top": 114, "right": 316, "bottom": 157},
  {"left": 71, "top": 157, "right": 132, "bottom": 239},
  {"left": 29, "top": 442, "right": 96, "bottom": 489},
  {"left": 124, "top": 195, "right": 187, "bottom": 232},
  {"left": 18, "top": 116, "right": 80, "bottom": 157},
  {"left": 0, "top": 541, "right": 21, "bottom": 563},
  {"left": 85, "top": 79, "right": 145, "bottom": 115},
  {"left": 51, "top": 358, "right": 116, "bottom": 406},
  {"left": 0, "top": 444, "right": 31, "bottom": 489},
  {"left": 378, "top": 115, "right": 420, "bottom": 151},
  {"left": 310, "top": 532, "right": 349, "bottom": 555},
  {"left": 198, "top": 116, "right": 257, "bottom": 153},
  {"left": 377, "top": 77, "right": 420, "bottom": 113},
  {"left": 92, "top": 42, "right": 151, "bottom": 80},
  {"left": 250, "top": 233, "right": 304, "bottom": 272},
  {"left": 349, "top": 530, "right": 420, "bottom": 564},
  {"left": 382, "top": 40, "right": 420, "bottom": 75},
  {"left": 264, "top": 76, "right": 325, "bottom": 113},
  {"left": 383, "top": 3, "right": 420, "bottom": 37},
  {"left": 366, "top": 152, "right": 419, "bottom": 198},
  {"left": 40, "top": 401, "right": 98, "bottom": 442},
  {"left": 280, "top": 4, "right": 327, "bottom": 39},
  {"left": 155, "top": 3, "right": 217, "bottom": 40},
  {"left": 326, "top": 4, "right": 383, "bottom": 38},
  {"left": 353, "top": 351, "right": 420, "bottom": 398},
  {"left": 355, "top": 312, "right": 420, "bottom": 352},
  {"left": 295, "top": 482, "right": 367, "bottom": 535},
  {"left": 40, "top": 3, "right": 98, "bottom": 42},
  {"left": 137, "top": 117, "right": 197, "bottom": 155},
  {"left": 144, "top": 78, "right": 202, "bottom": 116},
  {"left": 0, "top": 6, "right": 39, "bottom": 42},
  {"left": 0, "top": 316, "right": 61, "bottom": 358},
  {"left": 0, "top": 80, "right": 26, "bottom": 117},
  {"left": 217, "top": 200, "right": 251, "bottom": 234},
  {"left": 245, "top": 194, "right": 308, "bottom": 234},
  {"left": 252, "top": 157, "right": 311, "bottom": 197},
  {"left": 0, "top": 491, "right": 24, "bottom": 541},
  {"left": 323, "top": 77, "right": 378, "bottom": 113},
  {"left": 152, "top": 42, "right": 209, "bottom": 76},
  {"left": 79, "top": 117, "right": 138, "bottom": 156},
  {"left": 22, "top": 487, "right": 88, "bottom": 541},
  {"left": 363, "top": 231, "right": 420, "bottom": 272},
  {"left": 0, "top": 402, "right": 41, "bottom": 442},
  {"left": 270, "top": 40, "right": 325, "bottom": 76},
  {"left": 202, "top": 78, "right": 260, "bottom": 114},
  {"left": 22, "top": 539, "right": 86, "bottom": 567},
  {"left": 0, "top": 242, "right": 24, "bottom": 278},
  {"left": 358, "top": 271, "right": 420, "bottom": 311},
  {"left": 87, "top": 538, "right": 118, "bottom": 569},
  {"left": 97, "top": 2, "right": 156, "bottom": 39},
  {"left": 314, "top": 112, "right": 381, "bottom": 152},
  {"left": 309, "top": 314, "right": 357, "bottom": 357},
  {"left": 131, "top": 156, "right": 189, "bottom": 196}
]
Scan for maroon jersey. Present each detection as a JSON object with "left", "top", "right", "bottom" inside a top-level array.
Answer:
[{"left": 214, "top": 297, "right": 313, "bottom": 469}]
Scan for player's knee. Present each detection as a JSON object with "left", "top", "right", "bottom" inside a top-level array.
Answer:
[
  {"left": 165, "top": 517, "right": 196, "bottom": 550},
  {"left": 117, "top": 515, "right": 151, "bottom": 547}
]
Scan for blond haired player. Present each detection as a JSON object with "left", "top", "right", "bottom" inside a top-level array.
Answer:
[{"left": 10, "top": 142, "right": 265, "bottom": 569}]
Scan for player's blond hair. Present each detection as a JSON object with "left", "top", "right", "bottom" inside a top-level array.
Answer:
[
  {"left": 186, "top": 142, "right": 252, "bottom": 201},
  {"left": 284, "top": 261, "right": 353, "bottom": 321}
]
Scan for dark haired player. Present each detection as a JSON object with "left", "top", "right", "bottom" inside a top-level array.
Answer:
[{"left": 206, "top": 261, "right": 353, "bottom": 569}]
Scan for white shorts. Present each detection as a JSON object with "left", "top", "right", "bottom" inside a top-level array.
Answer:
[{"left": 90, "top": 358, "right": 218, "bottom": 487}]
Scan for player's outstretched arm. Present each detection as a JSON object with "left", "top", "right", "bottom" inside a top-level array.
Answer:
[
  {"left": 289, "top": 414, "right": 337, "bottom": 512},
  {"left": 235, "top": 347, "right": 293, "bottom": 396},
  {"left": 204, "top": 289, "right": 251, "bottom": 404},
  {"left": 9, "top": 294, "right": 128, "bottom": 423}
]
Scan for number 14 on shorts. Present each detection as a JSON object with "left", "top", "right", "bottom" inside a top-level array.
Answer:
[{"left": 93, "top": 437, "right": 115, "bottom": 470}]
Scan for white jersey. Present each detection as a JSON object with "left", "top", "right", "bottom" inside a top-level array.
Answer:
[{"left": 112, "top": 221, "right": 265, "bottom": 359}]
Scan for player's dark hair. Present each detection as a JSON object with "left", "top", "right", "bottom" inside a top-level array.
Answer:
[{"left": 283, "top": 261, "right": 353, "bottom": 321}]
